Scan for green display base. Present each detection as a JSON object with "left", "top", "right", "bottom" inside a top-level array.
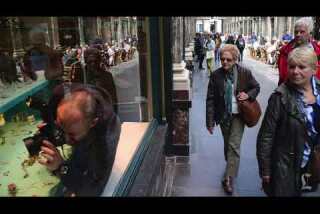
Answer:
[
  {"left": 0, "top": 73, "right": 48, "bottom": 114},
  {"left": 0, "top": 120, "right": 71, "bottom": 197}
]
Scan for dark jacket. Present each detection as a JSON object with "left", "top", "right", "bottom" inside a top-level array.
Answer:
[
  {"left": 206, "top": 64, "right": 260, "bottom": 128},
  {"left": 236, "top": 38, "right": 246, "bottom": 51},
  {"left": 0, "top": 53, "right": 18, "bottom": 83},
  {"left": 194, "top": 37, "right": 204, "bottom": 56},
  {"left": 49, "top": 83, "right": 121, "bottom": 196},
  {"left": 23, "top": 45, "right": 64, "bottom": 81},
  {"left": 257, "top": 80, "right": 320, "bottom": 196},
  {"left": 225, "top": 36, "right": 235, "bottom": 45},
  {"left": 60, "top": 112, "right": 120, "bottom": 196}
]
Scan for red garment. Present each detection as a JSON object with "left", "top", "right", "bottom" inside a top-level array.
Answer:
[{"left": 277, "top": 39, "right": 320, "bottom": 85}]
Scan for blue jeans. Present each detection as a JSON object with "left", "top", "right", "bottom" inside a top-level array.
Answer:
[{"left": 215, "top": 48, "right": 220, "bottom": 67}]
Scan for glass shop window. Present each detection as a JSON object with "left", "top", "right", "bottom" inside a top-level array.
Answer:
[{"left": 0, "top": 16, "right": 152, "bottom": 196}]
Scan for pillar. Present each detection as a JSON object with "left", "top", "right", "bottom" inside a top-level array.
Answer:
[
  {"left": 258, "top": 17, "right": 262, "bottom": 36},
  {"left": 49, "top": 17, "right": 60, "bottom": 48},
  {"left": 171, "top": 17, "right": 191, "bottom": 155},
  {"left": 266, "top": 16, "right": 272, "bottom": 41},
  {"left": 117, "top": 17, "right": 122, "bottom": 45},
  {"left": 97, "top": 16, "right": 102, "bottom": 38},
  {"left": 278, "top": 16, "right": 286, "bottom": 39},
  {"left": 273, "top": 16, "right": 278, "bottom": 38},
  {"left": 78, "top": 17, "right": 85, "bottom": 46},
  {"left": 9, "top": 17, "right": 24, "bottom": 58},
  {"left": 287, "top": 16, "right": 292, "bottom": 36},
  {"left": 110, "top": 17, "right": 114, "bottom": 42}
]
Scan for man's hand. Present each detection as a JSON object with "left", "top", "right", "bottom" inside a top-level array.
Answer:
[
  {"left": 207, "top": 127, "right": 214, "bottom": 135},
  {"left": 38, "top": 140, "right": 64, "bottom": 171},
  {"left": 237, "top": 92, "right": 249, "bottom": 101}
]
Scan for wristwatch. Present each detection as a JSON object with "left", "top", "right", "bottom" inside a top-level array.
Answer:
[
  {"left": 54, "top": 162, "right": 69, "bottom": 176},
  {"left": 60, "top": 164, "right": 69, "bottom": 175}
]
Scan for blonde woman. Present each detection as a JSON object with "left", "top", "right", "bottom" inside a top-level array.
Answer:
[{"left": 257, "top": 46, "right": 320, "bottom": 196}]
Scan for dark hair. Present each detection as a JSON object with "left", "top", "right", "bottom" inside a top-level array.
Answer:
[{"left": 84, "top": 48, "right": 101, "bottom": 63}]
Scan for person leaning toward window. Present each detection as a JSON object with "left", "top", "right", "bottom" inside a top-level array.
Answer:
[
  {"left": 206, "top": 44, "right": 260, "bottom": 195},
  {"left": 257, "top": 47, "right": 320, "bottom": 197},
  {"left": 38, "top": 83, "right": 121, "bottom": 196}
]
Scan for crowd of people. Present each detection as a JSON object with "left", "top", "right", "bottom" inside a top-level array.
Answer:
[
  {"left": 62, "top": 36, "right": 137, "bottom": 70},
  {"left": 194, "top": 31, "right": 249, "bottom": 77}
]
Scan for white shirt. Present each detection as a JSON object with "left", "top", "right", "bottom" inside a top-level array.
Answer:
[{"left": 231, "top": 84, "right": 239, "bottom": 114}]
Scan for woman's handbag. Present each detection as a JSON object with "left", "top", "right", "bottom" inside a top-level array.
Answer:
[
  {"left": 234, "top": 66, "right": 262, "bottom": 127},
  {"left": 206, "top": 50, "right": 214, "bottom": 59},
  {"left": 238, "top": 99, "right": 262, "bottom": 127}
]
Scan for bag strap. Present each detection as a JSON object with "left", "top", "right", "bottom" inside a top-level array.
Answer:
[{"left": 233, "top": 64, "right": 238, "bottom": 97}]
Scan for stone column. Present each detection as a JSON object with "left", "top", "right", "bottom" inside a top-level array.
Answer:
[
  {"left": 278, "top": 17, "right": 285, "bottom": 39},
  {"left": 97, "top": 16, "right": 102, "bottom": 38},
  {"left": 102, "top": 17, "right": 112, "bottom": 43},
  {"left": 128, "top": 17, "right": 131, "bottom": 36},
  {"left": 9, "top": 17, "right": 24, "bottom": 58},
  {"left": 273, "top": 16, "right": 278, "bottom": 38},
  {"left": 78, "top": 17, "right": 85, "bottom": 46},
  {"left": 292, "top": 17, "right": 296, "bottom": 33},
  {"left": 171, "top": 17, "right": 191, "bottom": 155},
  {"left": 261, "top": 17, "right": 265, "bottom": 36},
  {"left": 252, "top": 18, "right": 255, "bottom": 34},
  {"left": 291, "top": 17, "right": 296, "bottom": 35},
  {"left": 83, "top": 17, "right": 97, "bottom": 44},
  {"left": 259, "top": 17, "right": 262, "bottom": 36},
  {"left": 266, "top": 16, "right": 272, "bottom": 41},
  {"left": 117, "top": 17, "right": 122, "bottom": 45},
  {"left": 49, "top": 17, "right": 60, "bottom": 48},
  {"left": 287, "top": 17, "right": 292, "bottom": 36},
  {"left": 110, "top": 17, "right": 114, "bottom": 42}
]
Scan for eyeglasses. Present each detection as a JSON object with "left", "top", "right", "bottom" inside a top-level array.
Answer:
[{"left": 220, "top": 58, "right": 233, "bottom": 62}]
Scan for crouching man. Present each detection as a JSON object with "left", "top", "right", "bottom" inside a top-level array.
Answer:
[{"left": 38, "top": 83, "right": 121, "bottom": 196}]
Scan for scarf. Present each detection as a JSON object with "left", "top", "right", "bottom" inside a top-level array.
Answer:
[{"left": 223, "top": 65, "right": 236, "bottom": 121}]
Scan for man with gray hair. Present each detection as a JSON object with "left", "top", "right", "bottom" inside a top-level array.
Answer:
[{"left": 277, "top": 17, "right": 320, "bottom": 85}]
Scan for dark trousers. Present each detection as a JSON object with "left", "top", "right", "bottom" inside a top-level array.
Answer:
[
  {"left": 239, "top": 49, "right": 244, "bottom": 62},
  {"left": 198, "top": 54, "right": 204, "bottom": 69}
]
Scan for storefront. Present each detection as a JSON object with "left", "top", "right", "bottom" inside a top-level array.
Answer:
[{"left": 0, "top": 16, "right": 176, "bottom": 197}]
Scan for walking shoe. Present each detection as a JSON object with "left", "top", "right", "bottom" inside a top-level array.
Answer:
[{"left": 222, "top": 177, "right": 233, "bottom": 195}]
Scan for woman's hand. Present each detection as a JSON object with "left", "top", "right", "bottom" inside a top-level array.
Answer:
[
  {"left": 237, "top": 92, "right": 249, "bottom": 101},
  {"left": 38, "top": 140, "right": 64, "bottom": 171},
  {"left": 262, "top": 176, "right": 272, "bottom": 196}
]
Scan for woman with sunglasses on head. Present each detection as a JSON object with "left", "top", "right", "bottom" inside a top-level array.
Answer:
[{"left": 206, "top": 44, "right": 260, "bottom": 195}]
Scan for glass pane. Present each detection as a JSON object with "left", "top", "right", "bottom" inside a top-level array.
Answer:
[{"left": 0, "top": 16, "right": 151, "bottom": 196}]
